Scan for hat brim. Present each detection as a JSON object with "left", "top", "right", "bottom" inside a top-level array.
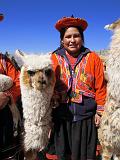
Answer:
[
  {"left": 55, "top": 17, "right": 88, "bottom": 32},
  {"left": 0, "top": 14, "right": 4, "bottom": 21}
]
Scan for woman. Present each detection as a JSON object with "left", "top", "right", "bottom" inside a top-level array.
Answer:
[{"left": 50, "top": 16, "right": 106, "bottom": 160}]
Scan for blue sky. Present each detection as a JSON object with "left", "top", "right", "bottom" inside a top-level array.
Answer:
[{"left": 0, "top": 0, "right": 120, "bottom": 54}]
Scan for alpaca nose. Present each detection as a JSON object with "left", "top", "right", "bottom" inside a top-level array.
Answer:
[
  {"left": 38, "top": 76, "right": 47, "bottom": 85},
  {"left": 45, "top": 68, "right": 52, "bottom": 77},
  {"left": 41, "top": 79, "right": 46, "bottom": 85}
]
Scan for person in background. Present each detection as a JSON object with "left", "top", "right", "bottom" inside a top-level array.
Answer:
[
  {"left": 0, "top": 52, "right": 21, "bottom": 158},
  {"left": 0, "top": 53, "right": 20, "bottom": 110},
  {"left": 0, "top": 12, "right": 21, "bottom": 157},
  {"left": 49, "top": 15, "right": 107, "bottom": 160}
]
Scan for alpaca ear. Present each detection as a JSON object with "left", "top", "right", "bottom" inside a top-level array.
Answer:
[
  {"left": 104, "top": 24, "right": 110, "bottom": 30},
  {"left": 14, "top": 49, "right": 26, "bottom": 68},
  {"left": 104, "top": 19, "right": 120, "bottom": 31}
]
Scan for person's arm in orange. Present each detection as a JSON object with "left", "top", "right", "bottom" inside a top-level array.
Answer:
[
  {"left": 95, "top": 55, "right": 107, "bottom": 114},
  {"left": 94, "top": 54, "right": 107, "bottom": 126},
  {"left": 3, "top": 57, "right": 20, "bottom": 103}
]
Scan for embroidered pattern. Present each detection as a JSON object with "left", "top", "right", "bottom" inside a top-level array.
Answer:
[{"left": 55, "top": 52, "right": 95, "bottom": 103}]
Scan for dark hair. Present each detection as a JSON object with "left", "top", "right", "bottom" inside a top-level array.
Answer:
[{"left": 60, "top": 26, "right": 84, "bottom": 43}]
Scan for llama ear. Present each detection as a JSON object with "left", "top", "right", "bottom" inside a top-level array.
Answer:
[
  {"left": 15, "top": 49, "right": 27, "bottom": 57},
  {"left": 104, "top": 19, "right": 120, "bottom": 31},
  {"left": 104, "top": 24, "right": 110, "bottom": 30},
  {"left": 14, "top": 49, "right": 26, "bottom": 68}
]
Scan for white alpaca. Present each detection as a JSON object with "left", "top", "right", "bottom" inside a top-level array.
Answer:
[
  {"left": 0, "top": 74, "right": 21, "bottom": 135},
  {"left": 98, "top": 19, "right": 120, "bottom": 160},
  {"left": 16, "top": 50, "right": 56, "bottom": 160}
]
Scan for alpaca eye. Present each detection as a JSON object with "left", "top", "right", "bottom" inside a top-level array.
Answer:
[
  {"left": 45, "top": 68, "right": 52, "bottom": 76},
  {"left": 27, "top": 70, "right": 36, "bottom": 76}
]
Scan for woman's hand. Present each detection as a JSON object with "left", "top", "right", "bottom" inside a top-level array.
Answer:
[
  {"left": 0, "top": 92, "right": 10, "bottom": 110},
  {"left": 95, "top": 113, "right": 101, "bottom": 127}
]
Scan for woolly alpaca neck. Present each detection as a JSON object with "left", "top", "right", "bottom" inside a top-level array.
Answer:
[{"left": 107, "top": 26, "right": 120, "bottom": 103}]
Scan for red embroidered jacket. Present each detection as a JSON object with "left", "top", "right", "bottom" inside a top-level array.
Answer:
[{"left": 51, "top": 47, "right": 106, "bottom": 115}]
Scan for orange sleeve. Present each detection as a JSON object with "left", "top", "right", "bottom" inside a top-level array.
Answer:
[
  {"left": 51, "top": 53, "right": 60, "bottom": 78},
  {"left": 94, "top": 54, "right": 107, "bottom": 114},
  {"left": 51, "top": 53, "right": 58, "bottom": 70},
  {"left": 51, "top": 53, "right": 62, "bottom": 96},
  {"left": 4, "top": 57, "right": 20, "bottom": 102}
]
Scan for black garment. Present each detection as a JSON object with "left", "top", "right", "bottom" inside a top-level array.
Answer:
[
  {"left": 53, "top": 117, "right": 97, "bottom": 160},
  {"left": 47, "top": 97, "right": 97, "bottom": 160},
  {"left": 0, "top": 105, "right": 14, "bottom": 149},
  {"left": 69, "top": 97, "right": 97, "bottom": 121},
  {"left": 0, "top": 103, "right": 24, "bottom": 160},
  {"left": 53, "top": 97, "right": 97, "bottom": 122}
]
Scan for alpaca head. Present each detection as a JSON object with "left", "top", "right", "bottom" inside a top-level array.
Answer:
[
  {"left": 104, "top": 19, "right": 120, "bottom": 31},
  {"left": 104, "top": 18, "right": 120, "bottom": 54},
  {"left": 26, "top": 66, "right": 55, "bottom": 90},
  {"left": 15, "top": 50, "right": 56, "bottom": 91}
]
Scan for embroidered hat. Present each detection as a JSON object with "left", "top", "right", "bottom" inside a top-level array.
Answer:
[
  {"left": 0, "top": 14, "right": 4, "bottom": 21},
  {"left": 55, "top": 16, "right": 88, "bottom": 32}
]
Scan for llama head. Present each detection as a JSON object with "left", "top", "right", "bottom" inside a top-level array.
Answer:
[
  {"left": 104, "top": 19, "right": 120, "bottom": 31},
  {"left": 15, "top": 50, "right": 56, "bottom": 91},
  {"left": 104, "top": 19, "right": 120, "bottom": 51}
]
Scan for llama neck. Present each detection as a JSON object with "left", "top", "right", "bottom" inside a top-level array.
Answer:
[
  {"left": 110, "top": 28, "right": 120, "bottom": 53},
  {"left": 21, "top": 85, "right": 53, "bottom": 121}
]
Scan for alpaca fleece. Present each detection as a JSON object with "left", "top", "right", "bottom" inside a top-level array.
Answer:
[
  {"left": 98, "top": 19, "right": 120, "bottom": 160},
  {"left": 19, "top": 52, "right": 56, "bottom": 159},
  {"left": 0, "top": 74, "right": 13, "bottom": 91}
]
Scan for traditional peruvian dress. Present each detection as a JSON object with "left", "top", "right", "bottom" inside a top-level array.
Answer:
[{"left": 48, "top": 46, "right": 106, "bottom": 160}]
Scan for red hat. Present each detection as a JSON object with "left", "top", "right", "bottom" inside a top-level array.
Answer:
[
  {"left": 55, "top": 16, "right": 88, "bottom": 32},
  {"left": 0, "top": 14, "right": 4, "bottom": 21}
]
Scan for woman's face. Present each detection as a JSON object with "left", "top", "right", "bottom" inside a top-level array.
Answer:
[{"left": 62, "top": 27, "right": 83, "bottom": 56}]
